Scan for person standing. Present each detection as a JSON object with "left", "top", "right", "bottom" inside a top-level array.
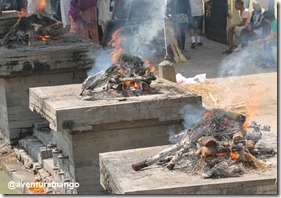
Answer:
[
  {"left": 188, "top": 0, "right": 210, "bottom": 49},
  {"left": 69, "top": 0, "right": 99, "bottom": 43},
  {"left": 223, "top": 0, "right": 250, "bottom": 54},
  {"left": 60, "top": 0, "right": 71, "bottom": 28},
  {"left": 166, "top": 0, "right": 190, "bottom": 51},
  {"left": 97, "top": 0, "right": 113, "bottom": 34}
]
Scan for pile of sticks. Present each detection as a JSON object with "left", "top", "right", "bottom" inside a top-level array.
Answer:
[
  {"left": 132, "top": 109, "right": 275, "bottom": 178},
  {"left": 1, "top": 12, "right": 63, "bottom": 46},
  {"left": 80, "top": 54, "right": 156, "bottom": 96}
]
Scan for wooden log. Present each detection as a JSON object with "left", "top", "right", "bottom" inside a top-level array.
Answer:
[
  {"left": 232, "top": 132, "right": 243, "bottom": 144},
  {"left": 198, "top": 136, "right": 217, "bottom": 147},
  {"left": 80, "top": 71, "right": 105, "bottom": 95},
  {"left": 132, "top": 138, "right": 189, "bottom": 171},
  {"left": 195, "top": 145, "right": 217, "bottom": 157}
]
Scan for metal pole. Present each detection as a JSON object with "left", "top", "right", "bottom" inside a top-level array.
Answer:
[{"left": 163, "top": 0, "right": 171, "bottom": 60}]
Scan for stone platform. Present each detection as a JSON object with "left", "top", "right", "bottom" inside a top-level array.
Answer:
[
  {"left": 29, "top": 78, "right": 203, "bottom": 194},
  {"left": 0, "top": 42, "right": 101, "bottom": 144},
  {"left": 99, "top": 144, "right": 277, "bottom": 194}
]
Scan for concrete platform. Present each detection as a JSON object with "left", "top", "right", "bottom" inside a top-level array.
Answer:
[
  {"left": 99, "top": 144, "right": 277, "bottom": 194},
  {"left": 29, "top": 78, "right": 201, "bottom": 132},
  {"left": 0, "top": 42, "right": 101, "bottom": 144},
  {"left": 29, "top": 78, "right": 203, "bottom": 194}
]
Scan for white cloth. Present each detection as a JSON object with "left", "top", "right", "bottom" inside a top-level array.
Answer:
[
  {"left": 27, "top": 0, "right": 52, "bottom": 15},
  {"left": 190, "top": 0, "right": 209, "bottom": 17},
  {"left": 238, "top": 8, "right": 250, "bottom": 23},
  {"left": 97, "top": 0, "right": 112, "bottom": 31},
  {"left": 60, "top": 0, "right": 71, "bottom": 27}
]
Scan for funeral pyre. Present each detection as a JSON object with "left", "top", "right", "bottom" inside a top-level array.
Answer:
[
  {"left": 80, "top": 54, "right": 157, "bottom": 100},
  {"left": 1, "top": 4, "right": 88, "bottom": 48},
  {"left": 132, "top": 109, "right": 276, "bottom": 179}
]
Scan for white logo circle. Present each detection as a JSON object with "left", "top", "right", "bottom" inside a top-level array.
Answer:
[{"left": 8, "top": 181, "right": 16, "bottom": 190}]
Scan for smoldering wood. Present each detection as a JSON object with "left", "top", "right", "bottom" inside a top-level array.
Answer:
[
  {"left": 80, "top": 71, "right": 105, "bottom": 95},
  {"left": 81, "top": 54, "right": 157, "bottom": 98},
  {"left": 131, "top": 138, "right": 189, "bottom": 171},
  {"left": 248, "top": 121, "right": 271, "bottom": 132},
  {"left": 1, "top": 13, "right": 63, "bottom": 46}
]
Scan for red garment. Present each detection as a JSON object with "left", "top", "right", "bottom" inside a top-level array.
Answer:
[{"left": 69, "top": 0, "right": 99, "bottom": 43}]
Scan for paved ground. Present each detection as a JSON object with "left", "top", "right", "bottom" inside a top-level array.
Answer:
[{"left": 174, "top": 35, "right": 277, "bottom": 79}]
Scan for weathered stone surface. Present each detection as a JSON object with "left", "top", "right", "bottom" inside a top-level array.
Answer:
[
  {"left": 30, "top": 78, "right": 202, "bottom": 132},
  {"left": 0, "top": 42, "right": 101, "bottom": 144},
  {"left": 99, "top": 145, "right": 277, "bottom": 194},
  {"left": 0, "top": 11, "right": 18, "bottom": 39}
]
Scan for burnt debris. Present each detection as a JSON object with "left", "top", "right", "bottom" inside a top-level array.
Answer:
[
  {"left": 80, "top": 54, "right": 157, "bottom": 100},
  {"left": 132, "top": 109, "right": 276, "bottom": 179}
]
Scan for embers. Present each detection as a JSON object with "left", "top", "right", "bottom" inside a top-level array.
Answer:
[
  {"left": 80, "top": 54, "right": 157, "bottom": 99},
  {"left": 131, "top": 109, "right": 276, "bottom": 179}
]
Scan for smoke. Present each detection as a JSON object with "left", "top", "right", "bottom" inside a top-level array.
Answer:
[
  {"left": 180, "top": 102, "right": 206, "bottom": 130},
  {"left": 219, "top": 47, "right": 264, "bottom": 78},
  {"left": 87, "top": 49, "right": 112, "bottom": 76},
  {"left": 121, "top": 0, "right": 165, "bottom": 60}
]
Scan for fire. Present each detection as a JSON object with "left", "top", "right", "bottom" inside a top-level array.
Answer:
[
  {"left": 145, "top": 59, "right": 155, "bottom": 73},
  {"left": 242, "top": 100, "right": 259, "bottom": 131},
  {"left": 229, "top": 152, "right": 240, "bottom": 159},
  {"left": 118, "top": 68, "right": 124, "bottom": 74},
  {"left": 123, "top": 81, "right": 141, "bottom": 90},
  {"left": 133, "top": 81, "right": 140, "bottom": 89},
  {"left": 203, "top": 110, "right": 213, "bottom": 120},
  {"left": 37, "top": 0, "right": 47, "bottom": 11},
  {"left": 215, "top": 152, "right": 240, "bottom": 159},
  {"left": 38, "top": 35, "right": 50, "bottom": 41},
  {"left": 149, "top": 66, "right": 155, "bottom": 73},
  {"left": 108, "top": 27, "right": 125, "bottom": 63},
  {"left": 124, "top": 81, "right": 131, "bottom": 89}
]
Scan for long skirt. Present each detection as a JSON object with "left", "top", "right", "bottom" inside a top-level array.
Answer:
[{"left": 69, "top": 6, "right": 99, "bottom": 43}]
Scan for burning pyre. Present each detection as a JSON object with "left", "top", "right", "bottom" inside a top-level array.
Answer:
[
  {"left": 132, "top": 109, "right": 275, "bottom": 179},
  {"left": 80, "top": 54, "right": 157, "bottom": 100}
]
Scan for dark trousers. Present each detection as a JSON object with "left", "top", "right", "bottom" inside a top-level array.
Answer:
[{"left": 178, "top": 23, "right": 187, "bottom": 50}]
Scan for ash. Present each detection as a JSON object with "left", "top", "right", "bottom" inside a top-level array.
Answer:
[
  {"left": 132, "top": 109, "right": 276, "bottom": 179},
  {"left": 80, "top": 54, "right": 160, "bottom": 100}
]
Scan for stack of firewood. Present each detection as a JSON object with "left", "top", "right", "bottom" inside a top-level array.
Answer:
[
  {"left": 1, "top": 13, "right": 64, "bottom": 46},
  {"left": 132, "top": 109, "right": 275, "bottom": 178},
  {"left": 80, "top": 54, "right": 156, "bottom": 99}
]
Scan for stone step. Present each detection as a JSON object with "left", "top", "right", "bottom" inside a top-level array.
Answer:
[
  {"left": 18, "top": 136, "right": 52, "bottom": 164},
  {"left": 42, "top": 158, "right": 57, "bottom": 177},
  {"left": 33, "top": 127, "right": 52, "bottom": 146}
]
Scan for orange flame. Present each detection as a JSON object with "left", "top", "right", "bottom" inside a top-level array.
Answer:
[
  {"left": 203, "top": 110, "right": 213, "bottom": 120},
  {"left": 133, "top": 81, "right": 140, "bottom": 89},
  {"left": 38, "top": 35, "right": 50, "bottom": 41},
  {"left": 108, "top": 27, "right": 125, "bottom": 63},
  {"left": 215, "top": 152, "right": 240, "bottom": 159},
  {"left": 242, "top": 101, "right": 259, "bottom": 131},
  {"left": 149, "top": 66, "right": 155, "bottom": 73},
  {"left": 229, "top": 152, "right": 240, "bottom": 159},
  {"left": 118, "top": 68, "right": 124, "bottom": 74},
  {"left": 124, "top": 81, "right": 131, "bottom": 88},
  {"left": 37, "top": 0, "right": 47, "bottom": 11}
]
